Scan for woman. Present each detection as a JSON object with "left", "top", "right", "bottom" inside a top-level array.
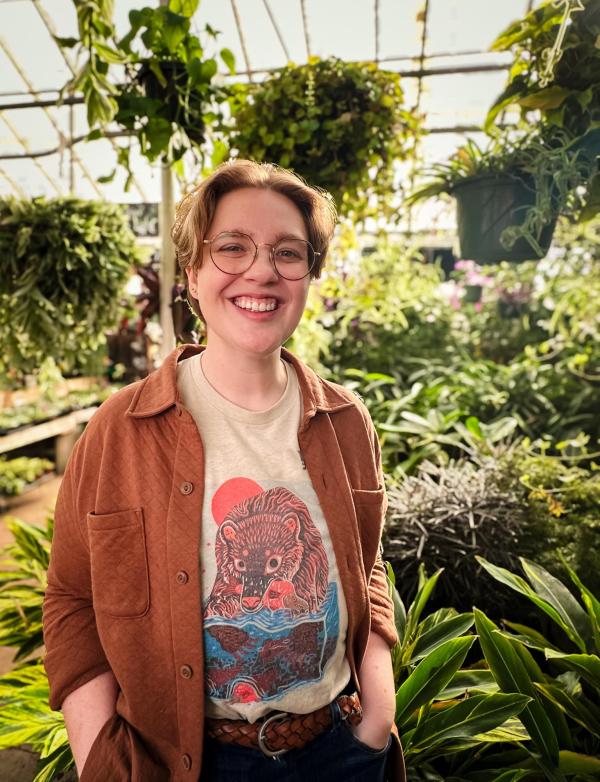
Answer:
[{"left": 43, "top": 160, "right": 404, "bottom": 781}]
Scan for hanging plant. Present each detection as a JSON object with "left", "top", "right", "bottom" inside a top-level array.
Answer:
[
  {"left": 406, "top": 130, "right": 591, "bottom": 262},
  {"left": 57, "top": 0, "right": 235, "bottom": 184},
  {"left": 228, "top": 56, "right": 419, "bottom": 222},
  {"left": 485, "top": 0, "right": 600, "bottom": 220},
  {"left": 0, "top": 197, "right": 136, "bottom": 377}
]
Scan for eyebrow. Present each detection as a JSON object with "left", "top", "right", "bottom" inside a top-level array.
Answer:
[{"left": 224, "top": 229, "right": 307, "bottom": 242}]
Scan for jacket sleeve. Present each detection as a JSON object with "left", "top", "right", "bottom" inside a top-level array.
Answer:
[
  {"left": 363, "top": 406, "right": 399, "bottom": 649},
  {"left": 43, "top": 425, "right": 112, "bottom": 710}
]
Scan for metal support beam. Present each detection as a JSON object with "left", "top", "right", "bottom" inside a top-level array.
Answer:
[
  {"left": 230, "top": 0, "right": 254, "bottom": 82},
  {"left": 158, "top": 169, "right": 176, "bottom": 359},
  {"left": 300, "top": 0, "right": 311, "bottom": 58}
]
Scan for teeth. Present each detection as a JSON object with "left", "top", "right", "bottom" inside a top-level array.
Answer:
[{"left": 234, "top": 297, "right": 277, "bottom": 312}]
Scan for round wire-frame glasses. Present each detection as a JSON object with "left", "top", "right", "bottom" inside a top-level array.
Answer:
[{"left": 203, "top": 231, "right": 319, "bottom": 281}]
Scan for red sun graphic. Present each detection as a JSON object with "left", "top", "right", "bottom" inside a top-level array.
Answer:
[{"left": 211, "top": 478, "right": 263, "bottom": 525}]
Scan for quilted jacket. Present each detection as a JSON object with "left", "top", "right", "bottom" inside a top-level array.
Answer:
[{"left": 43, "top": 345, "right": 404, "bottom": 781}]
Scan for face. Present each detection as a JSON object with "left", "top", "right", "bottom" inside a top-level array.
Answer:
[{"left": 186, "top": 188, "right": 311, "bottom": 361}]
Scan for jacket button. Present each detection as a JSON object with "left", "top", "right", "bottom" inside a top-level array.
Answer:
[
  {"left": 180, "top": 481, "right": 193, "bottom": 495},
  {"left": 181, "top": 754, "right": 192, "bottom": 771},
  {"left": 180, "top": 664, "right": 193, "bottom": 679},
  {"left": 176, "top": 570, "right": 189, "bottom": 585}
]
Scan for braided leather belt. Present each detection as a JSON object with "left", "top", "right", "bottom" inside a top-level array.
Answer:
[{"left": 205, "top": 692, "right": 362, "bottom": 758}]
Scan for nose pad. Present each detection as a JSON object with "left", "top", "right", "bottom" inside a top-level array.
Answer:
[{"left": 245, "top": 245, "right": 279, "bottom": 281}]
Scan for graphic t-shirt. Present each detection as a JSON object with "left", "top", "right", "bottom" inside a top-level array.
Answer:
[{"left": 176, "top": 354, "right": 350, "bottom": 722}]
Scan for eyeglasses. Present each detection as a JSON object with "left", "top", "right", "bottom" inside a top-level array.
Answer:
[{"left": 203, "top": 231, "right": 319, "bottom": 281}]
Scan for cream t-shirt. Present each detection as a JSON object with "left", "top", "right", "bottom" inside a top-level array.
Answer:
[{"left": 176, "top": 354, "right": 351, "bottom": 722}]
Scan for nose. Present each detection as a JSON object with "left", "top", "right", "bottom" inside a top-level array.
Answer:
[{"left": 244, "top": 244, "right": 279, "bottom": 283}]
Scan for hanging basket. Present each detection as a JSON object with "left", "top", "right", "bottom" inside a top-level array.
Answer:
[
  {"left": 452, "top": 174, "right": 557, "bottom": 263},
  {"left": 138, "top": 61, "right": 206, "bottom": 145}
]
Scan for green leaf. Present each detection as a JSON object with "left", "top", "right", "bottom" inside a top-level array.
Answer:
[
  {"left": 438, "top": 669, "right": 499, "bottom": 699},
  {"left": 162, "top": 11, "right": 189, "bottom": 53},
  {"left": 52, "top": 36, "right": 79, "bottom": 48},
  {"left": 534, "top": 681, "right": 600, "bottom": 740},
  {"left": 410, "top": 613, "right": 474, "bottom": 663},
  {"left": 474, "top": 608, "right": 560, "bottom": 765},
  {"left": 545, "top": 649, "right": 600, "bottom": 690},
  {"left": 563, "top": 560, "right": 600, "bottom": 653},
  {"left": 408, "top": 692, "right": 530, "bottom": 749},
  {"left": 558, "top": 750, "right": 600, "bottom": 776},
  {"left": 518, "top": 86, "right": 570, "bottom": 110},
  {"left": 476, "top": 558, "right": 587, "bottom": 652},
  {"left": 520, "top": 558, "right": 592, "bottom": 651},
  {"left": 93, "top": 42, "right": 127, "bottom": 64},
  {"left": 395, "top": 636, "right": 475, "bottom": 727},
  {"left": 404, "top": 566, "right": 443, "bottom": 641},
  {"left": 220, "top": 47, "right": 236, "bottom": 75},
  {"left": 168, "top": 0, "right": 199, "bottom": 17}
]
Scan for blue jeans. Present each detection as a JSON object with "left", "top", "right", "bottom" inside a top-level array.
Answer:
[{"left": 200, "top": 701, "right": 391, "bottom": 781}]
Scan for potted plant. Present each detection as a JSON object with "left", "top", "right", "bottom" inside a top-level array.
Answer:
[
  {"left": 485, "top": 0, "right": 600, "bottom": 221},
  {"left": 406, "top": 130, "right": 590, "bottom": 263},
  {"left": 228, "top": 56, "right": 419, "bottom": 222},
  {"left": 56, "top": 0, "right": 235, "bottom": 182}
]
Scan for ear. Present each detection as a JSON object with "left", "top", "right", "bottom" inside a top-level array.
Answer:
[
  {"left": 185, "top": 265, "right": 195, "bottom": 290},
  {"left": 221, "top": 521, "right": 237, "bottom": 542}
]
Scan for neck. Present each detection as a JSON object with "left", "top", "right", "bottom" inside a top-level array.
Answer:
[{"left": 200, "top": 344, "right": 287, "bottom": 412}]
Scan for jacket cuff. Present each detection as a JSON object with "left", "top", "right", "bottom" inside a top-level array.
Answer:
[{"left": 368, "top": 555, "right": 399, "bottom": 648}]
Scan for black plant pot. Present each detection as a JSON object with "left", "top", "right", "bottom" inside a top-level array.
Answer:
[
  {"left": 453, "top": 174, "right": 557, "bottom": 263},
  {"left": 463, "top": 284, "right": 482, "bottom": 304},
  {"left": 138, "top": 61, "right": 206, "bottom": 145}
]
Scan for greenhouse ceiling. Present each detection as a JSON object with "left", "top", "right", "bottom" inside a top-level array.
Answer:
[{"left": 0, "top": 0, "right": 542, "bottom": 206}]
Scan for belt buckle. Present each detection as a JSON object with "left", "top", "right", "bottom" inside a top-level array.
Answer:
[{"left": 257, "top": 712, "right": 289, "bottom": 760}]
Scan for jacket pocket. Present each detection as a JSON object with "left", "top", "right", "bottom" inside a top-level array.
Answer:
[{"left": 88, "top": 508, "right": 150, "bottom": 618}]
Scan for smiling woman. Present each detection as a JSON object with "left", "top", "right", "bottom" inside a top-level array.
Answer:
[{"left": 42, "top": 160, "right": 406, "bottom": 782}]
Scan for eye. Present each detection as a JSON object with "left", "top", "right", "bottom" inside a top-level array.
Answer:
[
  {"left": 234, "top": 559, "right": 246, "bottom": 572},
  {"left": 275, "top": 245, "right": 301, "bottom": 260},
  {"left": 265, "top": 556, "right": 282, "bottom": 574}
]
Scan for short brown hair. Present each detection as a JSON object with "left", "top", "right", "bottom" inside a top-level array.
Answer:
[{"left": 172, "top": 159, "right": 337, "bottom": 276}]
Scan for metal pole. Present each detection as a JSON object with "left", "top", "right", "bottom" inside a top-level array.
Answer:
[{"left": 159, "top": 164, "right": 176, "bottom": 360}]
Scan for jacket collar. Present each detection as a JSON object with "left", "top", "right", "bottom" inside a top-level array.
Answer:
[{"left": 126, "top": 345, "right": 354, "bottom": 427}]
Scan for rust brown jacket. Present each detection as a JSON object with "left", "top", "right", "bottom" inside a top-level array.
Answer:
[{"left": 43, "top": 345, "right": 405, "bottom": 781}]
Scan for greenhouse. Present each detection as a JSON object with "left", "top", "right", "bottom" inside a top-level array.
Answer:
[{"left": 1, "top": 0, "right": 599, "bottom": 779}]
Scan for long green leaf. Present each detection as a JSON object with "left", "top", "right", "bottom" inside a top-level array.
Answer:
[
  {"left": 563, "top": 560, "right": 600, "bottom": 654},
  {"left": 409, "top": 692, "right": 530, "bottom": 749},
  {"left": 534, "top": 682, "right": 600, "bottom": 740},
  {"left": 477, "top": 558, "right": 586, "bottom": 652},
  {"left": 521, "top": 558, "right": 592, "bottom": 651},
  {"left": 410, "top": 613, "right": 474, "bottom": 663},
  {"left": 404, "top": 566, "right": 443, "bottom": 642},
  {"left": 545, "top": 649, "right": 600, "bottom": 690},
  {"left": 395, "top": 636, "right": 475, "bottom": 727},
  {"left": 438, "top": 669, "right": 499, "bottom": 699},
  {"left": 558, "top": 750, "right": 600, "bottom": 776},
  {"left": 474, "top": 608, "right": 560, "bottom": 765}
]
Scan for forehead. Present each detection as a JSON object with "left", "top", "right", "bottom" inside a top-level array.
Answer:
[{"left": 209, "top": 188, "right": 307, "bottom": 239}]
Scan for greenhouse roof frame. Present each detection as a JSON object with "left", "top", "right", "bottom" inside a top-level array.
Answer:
[{"left": 0, "top": 0, "right": 543, "bottom": 204}]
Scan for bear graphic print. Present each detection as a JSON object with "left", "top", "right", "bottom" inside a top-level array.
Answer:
[{"left": 203, "top": 477, "right": 341, "bottom": 708}]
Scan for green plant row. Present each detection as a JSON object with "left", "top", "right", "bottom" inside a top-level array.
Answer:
[
  {"left": 0, "top": 386, "right": 116, "bottom": 435},
  {"left": 0, "top": 458, "right": 54, "bottom": 497}
]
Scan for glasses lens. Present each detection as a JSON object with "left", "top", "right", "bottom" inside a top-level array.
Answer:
[
  {"left": 210, "top": 232, "right": 255, "bottom": 273},
  {"left": 273, "top": 239, "right": 314, "bottom": 280}
]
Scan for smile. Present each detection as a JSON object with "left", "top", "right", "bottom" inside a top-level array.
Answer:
[{"left": 233, "top": 297, "right": 279, "bottom": 312}]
